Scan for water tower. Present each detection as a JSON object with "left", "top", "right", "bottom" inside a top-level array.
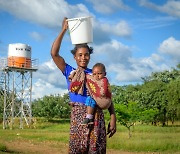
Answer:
[{"left": 0, "top": 43, "right": 38, "bottom": 129}]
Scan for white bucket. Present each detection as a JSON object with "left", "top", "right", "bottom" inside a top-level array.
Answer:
[{"left": 67, "top": 16, "right": 93, "bottom": 44}]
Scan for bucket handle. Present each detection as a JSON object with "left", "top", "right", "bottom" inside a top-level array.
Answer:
[{"left": 69, "top": 18, "right": 82, "bottom": 33}]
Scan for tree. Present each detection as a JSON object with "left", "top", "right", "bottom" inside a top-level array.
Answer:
[
  {"left": 140, "top": 80, "right": 168, "bottom": 125},
  {"left": 32, "top": 94, "right": 70, "bottom": 119},
  {"left": 140, "top": 108, "right": 159, "bottom": 124},
  {"left": 166, "top": 79, "right": 180, "bottom": 124},
  {"left": 111, "top": 85, "right": 127, "bottom": 104},
  {"left": 115, "top": 101, "right": 158, "bottom": 137},
  {"left": 111, "top": 84, "right": 141, "bottom": 105},
  {"left": 140, "top": 65, "right": 180, "bottom": 126},
  {"left": 142, "top": 65, "right": 180, "bottom": 84},
  {"left": 115, "top": 102, "right": 141, "bottom": 138}
]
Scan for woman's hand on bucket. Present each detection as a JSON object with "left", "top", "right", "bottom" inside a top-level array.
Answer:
[{"left": 62, "top": 17, "right": 68, "bottom": 32}]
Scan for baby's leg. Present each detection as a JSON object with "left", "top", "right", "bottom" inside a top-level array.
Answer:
[
  {"left": 81, "top": 106, "right": 95, "bottom": 125},
  {"left": 86, "top": 106, "right": 94, "bottom": 119},
  {"left": 81, "top": 96, "right": 96, "bottom": 125},
  {"left": 87, "top": 106, "right": 94, "bottom": 115}
]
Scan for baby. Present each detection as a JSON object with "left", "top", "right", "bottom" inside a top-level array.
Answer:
[
  {"left": 68, "top": 63, "right": 112, "bottom": 125},
  {"left": 82, "top": 63, "right": 112, "bottom": 125}
]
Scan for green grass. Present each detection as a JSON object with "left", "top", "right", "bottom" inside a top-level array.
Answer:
[
  {"left": 0, "top": 118, "right": 180, "bottom": 153},
  {"left": 0, "top": 143, "right": 7, "bottom": 152},
  {"left": 107, "top": 124, "right": 180, "bottom": 153}
]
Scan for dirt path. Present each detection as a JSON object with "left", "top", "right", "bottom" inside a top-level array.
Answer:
[
  {"left": 2, "top": 140, "right": 161, "bottom": 154},
  {"left": 3, "top": 140, "right": 67, "bottom": 154}
]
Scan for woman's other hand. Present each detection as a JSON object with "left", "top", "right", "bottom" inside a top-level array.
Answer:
[
  {"left": 107, "top": 102, "right": 116, "bottom": 138},
  {"left": 107, "top": 116, "right": 116, "bottom": 138}
]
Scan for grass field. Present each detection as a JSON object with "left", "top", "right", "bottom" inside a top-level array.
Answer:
[{"left": 0, "top": 118, "right": 180, "bottom": 154}]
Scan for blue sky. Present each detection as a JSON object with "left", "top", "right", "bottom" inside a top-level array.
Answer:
[{"left": 0, "top": 0, "right": 180, "bottom": 99}]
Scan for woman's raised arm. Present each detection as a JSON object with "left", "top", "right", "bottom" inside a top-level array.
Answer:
[{"left": 51, "top": 17, "right": 68, "bottom": 73}]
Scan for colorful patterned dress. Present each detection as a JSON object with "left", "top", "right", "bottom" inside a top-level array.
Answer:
[{"left": 63, "top": 64, "right": 107, "bottom": 153}]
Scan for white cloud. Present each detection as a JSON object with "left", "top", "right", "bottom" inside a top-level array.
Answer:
[
  {"left": 0, "top": 0, "right": 132, "bottom": 45},
  {"left": 32, "top": 59, "right": 68, "bottom": 99},
  {"left": 98, "top": 20, "right": 132, "bottom": 37},
  {"left": 139, "top": 0, "right": 180, "bottom": 18},
  {"left": 159, "top": 0, "right": 180, "bottom": 18},
  {"left": 90, "top": 40, "right": 143, "bottom": 83},
  {"left": 93, "top": 19, "right": 132, "bottom": 44},
  {"left": 108, "top": 64, "right": 141, "bottom": 82},
  {"left": 34, "top": 59, "right": 67, "bottom": 89},
  {"left": 0, "top": 0, "right": 92, "bottom": 28},
  {"left": 29, "top": 32, "right": 44, "bottom": 41},
  {"left": 90, "top": 39, "right": 174, "bottom": 84},
  {"left": 92, "top": 40, "right": 132, "bottom": 65},
  {"left": 159, "top": 37, "right": 180, "bottom": 62},
  {"left": 113, "top": 21, "right": 132, "bottom": 37},
  {"left": 32, "top": 79, "right": 68, "bottom": 100},
  {"left": 151, "top": 53, "right": 164, "bottom": 62},
  {"left": 106, "top": 37, "right": 180, "bottom": 84},
  {"left": 87, "top": 0, "right": 130, "bottom": 14},
  {"left": 108, "top": 55, "right": 170, "bottom": 84},
  {"left": 133, "top": 16, "right": 176, "bottom": 30}
]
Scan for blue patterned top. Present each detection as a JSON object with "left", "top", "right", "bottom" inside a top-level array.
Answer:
[{"left": 63, "top": 63, "right": 92, "bottom": 103}]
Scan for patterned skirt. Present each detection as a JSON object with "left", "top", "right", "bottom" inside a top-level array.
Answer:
[{"left": 69, "top": 103, "right": 106, "bottom": 154}]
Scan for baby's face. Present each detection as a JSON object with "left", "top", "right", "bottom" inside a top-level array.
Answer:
[{"left": 92, "top": 66, "right": 106, "bottom": 80}]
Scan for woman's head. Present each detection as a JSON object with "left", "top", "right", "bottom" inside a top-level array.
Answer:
[
  {"left": 71, "top": 44, "right": 93, "bottom": 55},
  {"left": 71, "top": 44, "right": 93, "bottom": 69}
]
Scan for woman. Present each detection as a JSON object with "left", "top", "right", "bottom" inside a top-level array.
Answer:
[{"left": 51, "top": 17, "right": 116, "bottom": 154}]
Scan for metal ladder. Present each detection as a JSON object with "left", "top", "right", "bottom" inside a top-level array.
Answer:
[{"left": 0, "top": 71, "right": 5, "bottom": 89}]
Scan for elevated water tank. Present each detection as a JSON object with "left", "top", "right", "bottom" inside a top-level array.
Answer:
[{"left": 8, "top": 43, "right": 31, "bottom": 68}]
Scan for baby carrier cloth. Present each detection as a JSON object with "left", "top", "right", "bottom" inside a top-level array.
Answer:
[{"left": 69, "top": 68, "right": 112, "bottom": 109}]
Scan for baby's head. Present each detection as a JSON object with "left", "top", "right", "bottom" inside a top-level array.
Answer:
[{"left": 92, "top": 63, "right": 106, "bottom": 80}]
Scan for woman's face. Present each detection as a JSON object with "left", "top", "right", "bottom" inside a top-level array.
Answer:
[{"left": 74, "top": 47, "right": 90, "bottom": 68}]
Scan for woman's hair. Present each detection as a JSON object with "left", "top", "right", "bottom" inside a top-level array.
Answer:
[
  {"left": 71, "top": 43, "right": 93, "bottom": 55},
  {"left": 93, "top": 63, "right": 106, "bottom": 73}
]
